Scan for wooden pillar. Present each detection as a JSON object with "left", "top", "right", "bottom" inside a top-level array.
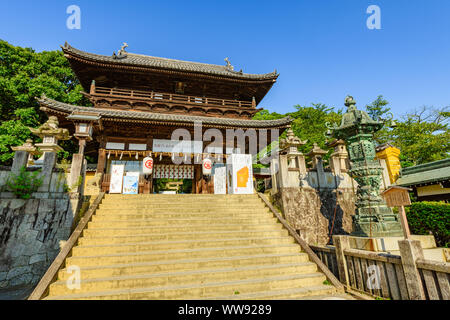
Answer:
[
  {"left": 96, "top": 149, "right": 107, "bottom": 174},
  {"left": 194, "top": 164, "right": 201, "bottom": 194},
  {"left": 398, "top": 239, "right": 426, "bottom": 300},
  {"left": 333, "top": 235, "right": 350, "bottom": 287}
]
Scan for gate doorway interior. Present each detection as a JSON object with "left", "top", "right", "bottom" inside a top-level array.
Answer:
[{"left": 100, "top": 155, "right": 213, "bottom": 194}]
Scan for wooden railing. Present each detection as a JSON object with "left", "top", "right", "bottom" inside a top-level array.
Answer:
[
  {"left": 312, "top": 237, "right": 450, "bottom": 300},
  {"left": 310, "top": 245, "right": 339, "bottom": 280},
  {"left": 92, "top": 86, "right": 255, "bottom": 109},
  {"left": 416, "top": 259, "right": 450, "bottom": 300},
  {"left": 28, "top": 192, "right": 105, "bottom": 300},
  {"left": 343, "top": 248, "right": 409, "bottom": 299}
]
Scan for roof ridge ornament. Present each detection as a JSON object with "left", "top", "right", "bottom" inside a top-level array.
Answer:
[
  {"left": 113, "top": 42, "right": 128, "bottom": 59},
  {"left": 224, "top": 57, "right": 234, "bottom": 71}
]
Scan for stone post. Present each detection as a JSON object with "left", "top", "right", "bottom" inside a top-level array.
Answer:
[
  {"left": 398, "top": 239, "right": 426, "bottom": 300},
  {"left": 68, "top": 154, "right": 85, "bottom": 193},
  {"left": 11, "top": 139, "right": 39, "bottom": 175},
  {"left": 278, "top": 154, "right": 289, "bottom": 188},
  {"left": 307, "top": 143, "right": 328, "bottom": 189},
  {"left": 333, "top": 235, "right": 350, "bottom": 287},
  {"left": 38, "top": 151, "right": 57, "bottom": 192},
  {"left": 270, "top": 158, "right": 279, "bottom": 194},
  {"left": 11, "top": 151, "right": 29, "bottom": 175}
]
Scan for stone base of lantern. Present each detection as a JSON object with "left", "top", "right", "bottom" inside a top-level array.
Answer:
[{"left": 351, "top": 203, "right": 404, "bottom": 238}]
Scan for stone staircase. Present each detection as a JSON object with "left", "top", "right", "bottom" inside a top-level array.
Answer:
[{"left": 44, "top": 194, "right": 341, "bottom": 300}]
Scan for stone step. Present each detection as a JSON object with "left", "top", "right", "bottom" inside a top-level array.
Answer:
[
  {"left": 73, "top": 237, "right": 296, "bottom": 256},
  {"left": 81, "top": 229, "right": 288, "bottom": 239},
  {"left": 103, "top": 194, "right": 259, "bottom": 199},
  {"left": 88, "top": 217, "right": 277, "bottom": 226},
  {"left": 87, "top": 220, "right": 281, "bottom": 230},
  {"left": 57, "top": 253, "right": 311, "bottom": 281},
  {"left": 94, "top": 208, "right": 270, "bottom": 214},
  {"left": 90, "top": 211, "right": 273, "bottom": 220},
  {"left": 78, "top": 230, "right": 295, "bottom": 246},
  {"left": 97, "top": 204, "right": 266, "bottom": 210},
  {"left": 49, "top": 263, "right": 322, "bottom": 296},
  {"left": 205, "top": 285, "right": 337, "bottom": 300},
  {"left": 66, "top": 244, "right": 302, "bottom": 266},
  {"left": 45, "top": 273, "right": 327, "bottom": 300},
  {"left": 102, "top": 198, "right": 264, "bottom": 205}
]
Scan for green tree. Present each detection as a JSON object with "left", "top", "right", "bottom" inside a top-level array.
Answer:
[
  {"left": 254, "top": 104, "right": 342, "bottom": 164},
  {"left": 366, "top": 95, "right": 391, "bottom": 121},
  {"left": 389, "top": 106, "right": 449, "bottom": 166},
  {"left": 0, "top": 39, "right": 90, "bottom": 165},
  {"left": 365, "top": 95, "right": 393, "bottom": 145},
  {"left": 288, "top": 103, "right": 342, "bottom": 156}
]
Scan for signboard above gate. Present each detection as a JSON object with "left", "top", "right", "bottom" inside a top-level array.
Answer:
[{"left": 153, "top": 139, "right": 203, "bottom": 154}]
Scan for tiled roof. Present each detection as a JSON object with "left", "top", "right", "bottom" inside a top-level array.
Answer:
[
  {"left": 38, "top": 96, "right": 292, "bottom": 129},
  {"left": 395, "top": 158, "right": 450, "bottom": 187},
  {"left": 62, "top": 43, "right": 279, "bottom": 81}
]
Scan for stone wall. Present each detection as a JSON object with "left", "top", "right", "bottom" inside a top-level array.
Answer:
[
  {"left": 0, "top": 196, "right": 74, "bottom": 289},
  {"left": 273, "top": 187, "right": 355, "bottom": 246},
  {"left": 0, "top": 149, "right": 85, "bottom": 293}
]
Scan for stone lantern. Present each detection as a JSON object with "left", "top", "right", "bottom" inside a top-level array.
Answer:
[
  {"left": 279, "top": 127, "right": 308, "bottom": 173},
  {"left": 307, "top": 143, "right": 328, "bottom": 169},
  {"left": 30, "top": 116, "right": 70, "bottom": 152},
  {"left": 326, "top": 96, "right": 403, "bottom": 237},
  {"left": 66, "top": 111, "right": 101, "bottom": 154},
  {"left": 28, "top": 116, "right": 71, "bottom": 192}
]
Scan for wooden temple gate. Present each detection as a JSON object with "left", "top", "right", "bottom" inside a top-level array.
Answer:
[{"left": 38, "top": 42, "right": 292, "bottom": 195}]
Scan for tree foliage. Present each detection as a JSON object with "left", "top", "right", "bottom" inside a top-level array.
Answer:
[
  {"left": 389, "top": 106, "right": 449, "bottom": 166},
  {"left": 254, "top": 103, "right": 342, "bottom": 164},
  {"left": 0, "top": 39, "right": 90, "bottom": 165}
]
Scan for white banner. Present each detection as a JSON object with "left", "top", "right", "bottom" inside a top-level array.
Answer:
[
  {"left": 213, "top": 165, "right": 227, "bottom": 194},
  {"left": 109, "top": 164, "right": 125, "bottom": 193},
  {"left": 227, "top": 154, "right": 253, "bottom": 194}
]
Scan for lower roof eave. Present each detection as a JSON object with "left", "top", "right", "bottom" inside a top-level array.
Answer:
[{"left": 38, "top": 96, "right": 292, "bottom": 130}]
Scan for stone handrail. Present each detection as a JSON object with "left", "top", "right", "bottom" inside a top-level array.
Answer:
[
  {"left": 28, "top": 192, "right": 105, "bottom": 300},
  {"left": 257, "top": 193, "right": 345, "bottom": 293}
]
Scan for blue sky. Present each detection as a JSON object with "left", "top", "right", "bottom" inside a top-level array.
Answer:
[{"left": 1, "top": 0, "right": 450, "bottom": 117}]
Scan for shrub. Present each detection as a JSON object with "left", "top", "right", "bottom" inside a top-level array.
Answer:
[
  {"left": 6, "top": 166, "right": 43, "bottom": 199},
  {"left": 405, "top": 202, "right": 450, "bottom": 248}
]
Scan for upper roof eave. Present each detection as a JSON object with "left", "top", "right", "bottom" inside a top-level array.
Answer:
[{"left": 61, "top": 43, "right": 279, "bottom": 82}]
